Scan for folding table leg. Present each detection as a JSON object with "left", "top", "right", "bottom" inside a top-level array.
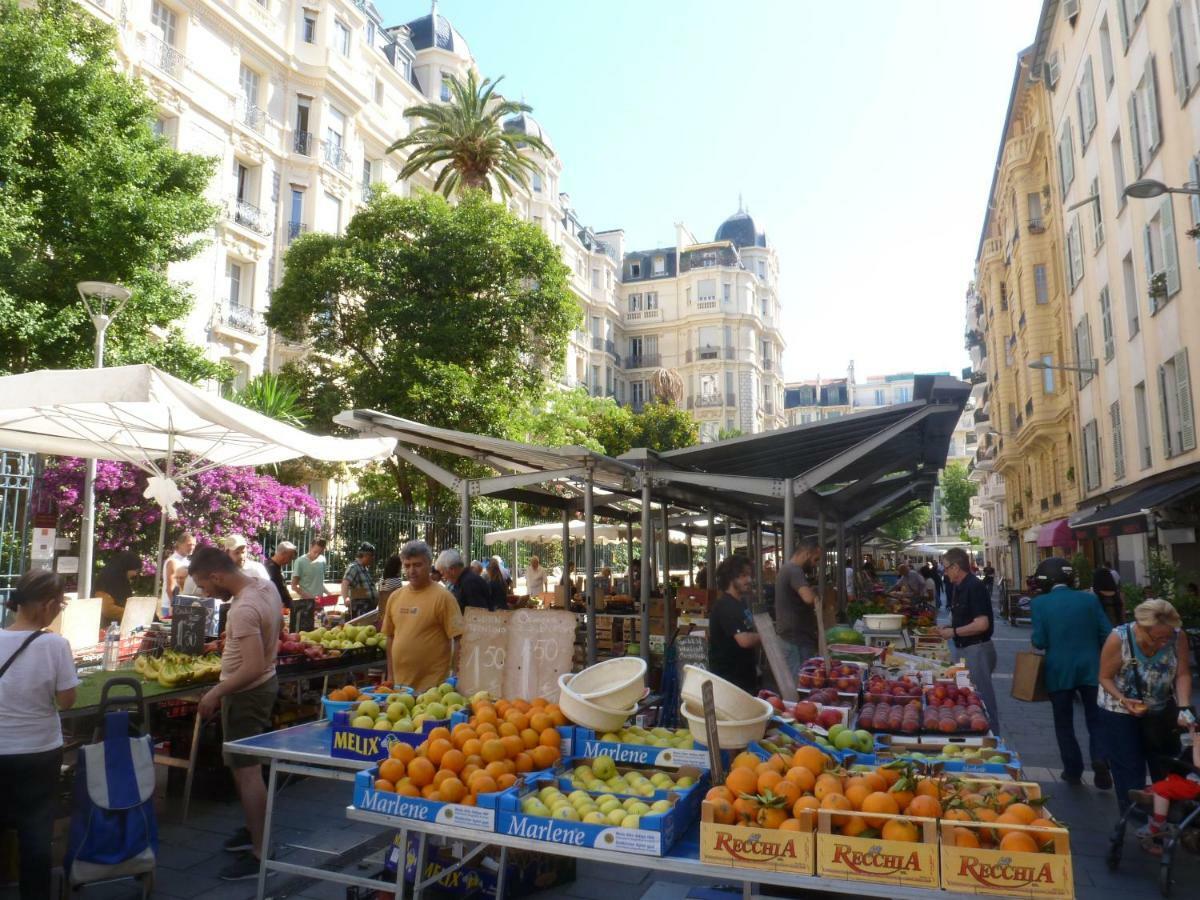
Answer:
[
  {"left": 181, "top": 705, "right": 203, "bottom": 822},
  {"left": 411, "top": 831, "right": 427, "bottom": 900},
  {"left": 256, "top": 758, "right": 279, "bottom": 900},
  {"left": 495, "top": 846, "right": 509, "bottom": 900},
  {"left": 394, "top": 827, "right": 408, "bottom": 900}
]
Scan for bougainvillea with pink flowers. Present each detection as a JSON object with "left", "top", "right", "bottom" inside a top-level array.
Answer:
[{"left": 39, "top": 457, "right": 322, "bottom": 573}]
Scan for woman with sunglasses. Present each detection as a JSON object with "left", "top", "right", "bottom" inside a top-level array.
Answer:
[{"left": 0, "top": 570, "right": 79, "bottom": 898}]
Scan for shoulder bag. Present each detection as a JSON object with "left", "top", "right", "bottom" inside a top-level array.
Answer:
[
  {"left": 1124, "top": 627, "right": 1181, "bottom": 769},
  {"left": 0, "top": 630, "right": 45, "bottom": 680}
]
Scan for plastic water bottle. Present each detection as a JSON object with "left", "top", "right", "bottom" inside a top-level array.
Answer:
[{"left": 103, "top": 622, "right": 120, "bottom": 670}]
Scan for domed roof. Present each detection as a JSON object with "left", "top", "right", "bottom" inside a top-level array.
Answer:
[
  {"left": 404, "top": 8, "right": 472, "bottom": 61},
  {"left": 714, "top": 204, "right": 767, "bottom": 249},
  {"left": 503, "top": 112, "right": 555, "bottom": 153}
]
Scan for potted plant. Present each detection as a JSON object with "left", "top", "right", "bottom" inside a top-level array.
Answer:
[{"left": 1149, "top": 272, "right": 1168, "bottom": 299}]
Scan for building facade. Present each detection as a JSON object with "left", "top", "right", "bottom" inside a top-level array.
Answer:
[{"left": 76, "top": 0, "right": 787, "bottom": 436}]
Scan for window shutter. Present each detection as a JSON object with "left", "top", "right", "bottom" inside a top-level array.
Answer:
[
  {"left": 1071, "top": 218, "right": 1084, "bottom": 284},
  {"left": 1118, "top": 0, "right": 1131, "bottom": 46},
  {"left": 1083, "top": 60, "right": 1097, "bottom": 137},
  {"left": 1191, "top": 157, "right": 1200, "bottom": 264},
  {"left": 1162, "top": 197, "right": 1181, "bottom": 296},
  {"left": 1177, "top": 348, "right": 1196, "bottom": 451},
  {"left": 1170, "top": 2, "right": 1188, "bottom": 102},
  {"left": 1129, "top": 94, "right": 1143, "bottom": 173},
  {"left": 1160, "top": 364, "right": 1175, "bottom": 456},
  {"left": 1112, "top": 401, "right": 1126, "bottom": 479},
  {"left": 1074, "top": 320, "right": 1086, "bottom": 389},
  {"left": 1081, "top": 313, "right": 1094, "bottom": 384},
  {"left": 1144, "top": 223, "right": 1158, "bottom": 313},
  {"left": 1146, "top": 56, "right": 1162, "bottom": 150}
]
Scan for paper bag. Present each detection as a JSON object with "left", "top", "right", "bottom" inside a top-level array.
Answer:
[{"left": 1011, "top": 650, "right": 1049, "bottom": 702}]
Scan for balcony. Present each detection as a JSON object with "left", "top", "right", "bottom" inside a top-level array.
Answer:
[
  {"left": 294, "top": 132, "right": 314, "bottom": 156},
  {"left": 763, "top": 401, "right": 775, "bottom": 415},
  {"left": 981, "top": 237, "right": 1002, "bottom": 260},
  {"left": 626, "top": 353, "right": 661, "bottom": 369},
  {"left": 322, "top": 142, "right": 349, "bottom": 173},
  {"left": 238, "top": 102, "right": 266, "bottom": 135},
  {"left": 286, "top": 221, "right": 310, "bottom": 244},
  {"left": 972, "top": 408, "right": 989, "bottom": 424},
  {"left": 624, "top": 307, "right": 661, "bottom": 322},
  {"left": 693, "top": 394, "right": 733, "bottom": 409},
  {"left": 697, "top": 344, "right": 721, "bottom": 361},
  {"left": 143, "top": 35, "right": 185, "bottom": 80},
  {"left": 361, "top": 182, "right": 374, "bottom": 204},
  {"left": 216, "top": 304, "right": 266, "bottom": 337},
  {"left": 230, "top": 199, "right": 271, "bottom": 236},
  {"left": 1028, "top": 218, "right": 1045, "bottom": 234},
  {"left": 696, "top": 296, "right": 718, "bottom": 310},
  {"left": 591, "top": 337, "right": 617, "bottom": 357}
]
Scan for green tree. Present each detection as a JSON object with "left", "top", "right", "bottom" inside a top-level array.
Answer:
[
  {"left": 939, "top": 461, "right": 977, "bottom": 528},
  {"left": 388, "top": 71, "right": 553, "bottom": 200},
  {"left": 878, "top": 504, "right": 932, "bottom": 542},
  {"left": 232, "top": 372, "right": 310, "bottom": 428},
  {"left": 0, "top": 0, "right": 222, "bottom": 380},
  {"left": 268, "top": 189, "right": 578, "bottom": 506},
  {"left": 717, "top": 427, "right": 745, "bottom": 441}
]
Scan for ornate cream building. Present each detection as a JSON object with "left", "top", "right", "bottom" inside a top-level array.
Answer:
[{"left": 76, "top": 0, "right": 787, "bottom": 436}]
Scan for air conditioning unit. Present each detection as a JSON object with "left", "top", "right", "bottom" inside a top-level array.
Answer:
[
  {"left": 1063, "top": 0, "right": 1080, "bottom": 24},
  {"left": 1044, "top": 51, "right": 1061, "bottom": 89}
]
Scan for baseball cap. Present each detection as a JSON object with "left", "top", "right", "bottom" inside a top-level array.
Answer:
[{"left": 220, "top": 534, "right": 248, "bottom": 551}]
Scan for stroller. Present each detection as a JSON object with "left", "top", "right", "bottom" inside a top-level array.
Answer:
[
  {"left": 64, "top": 677, "right": 158, "bottom": 897},
  {"left": 1106, "top": 747, "right": 1200, "bottom": 897}
]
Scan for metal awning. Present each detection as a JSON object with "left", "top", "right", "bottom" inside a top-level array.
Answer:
[{"left": 1070, "top": 473, "right": 1200, "bottom": 539}]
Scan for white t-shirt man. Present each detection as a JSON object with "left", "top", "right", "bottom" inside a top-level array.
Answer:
[{"left": 0, "top": 630, "right": 80, "bottom": 754}]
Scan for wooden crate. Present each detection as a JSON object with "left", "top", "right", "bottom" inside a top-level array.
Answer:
[
  {"left": 699, "top": 802, "right": 815, "bottom": 874},
  {"left": 815, "top": 809, "right": 939, "bottom": 889}
]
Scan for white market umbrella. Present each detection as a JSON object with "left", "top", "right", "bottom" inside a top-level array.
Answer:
[
  {"left": 484, "top": 520, "right": 703, "bottom": 546},
  {"left": 0, "top": 364, "right": 396, "bottom": 594}
]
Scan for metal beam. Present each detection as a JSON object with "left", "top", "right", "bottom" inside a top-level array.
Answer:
[
  {"left": 783, "top": 477, "right": 795, "bottom": 560},
  {"left": 469, "top": 467, "right": 589, "bottom": 497},
  {"left": 661, "top": 503, "right": 674, "bottom": 643},
  {"left": 459, "top": 481, "right": 471, "bottom": 555},
  {"left": 394, "top": 444, "right": 462, "bottom": 490},
  {"left": 561, "top": 508, "right": 571, "bottom": 607},
  {"left": 584, "top": 473, "right": 596, "bottom": 666},
  {"left": 706, "top": 515, "right": 716, "bottom": 589},
  {"left": 846, "top": 483, "right": 920, "bottom": 528},
  {"left": 825, "top": 462, "right": 917, "bottom": 506},
  {"left": 646, "top": 468, "right": 785, "bottom": 498},
  {"left": 792, "top": 407, "right": 937, "bottom": 495},
  {"left": 640, "top": 483, "right": 652, "bottom": 665}
]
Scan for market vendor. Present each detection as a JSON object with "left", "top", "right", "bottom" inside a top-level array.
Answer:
[
  {"left": 189, "top": 546, "right": 281, "bottom": 882},
  {"left": 382, "top": 540, "right": 465, "bottom": 691},
  {"left": 709, "top": 554, "right": 760, "bottom": 694},
  {"left": 774, "top": 538, "right": 821, "bottom": 680},
  {"left": 95, "top": 550, "right": 142, "bottom": 626},
  {"left": 940, "top": 547, "right": 1000, "bottom": 732}
]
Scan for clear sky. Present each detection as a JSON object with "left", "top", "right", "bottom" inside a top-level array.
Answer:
[{"left": 379, "top": 0, "right": 1045, "bottom": 382}]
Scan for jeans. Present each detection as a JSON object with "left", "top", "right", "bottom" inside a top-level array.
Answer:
[
  {"left": 1097, "top": 706, "right": 1148, "bottom": 815},
  {"left": 0, "top": 747, "right": 62, "bottom": 899},
  {"left": 782, "top": 636, "right": 818, "bottom": 687},
  {"left": 1048, "top": 684, "right": 1103, "bottom": 779},
  {"left": 957, "top": 640, "right": 1000, "bottom": 733}
]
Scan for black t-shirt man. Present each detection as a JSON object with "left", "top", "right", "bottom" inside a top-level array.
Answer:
[
  {"left": 450, "top": 568, "right": 494, "bottom": 612},
  {"left": 263, "top": 557, "right": 291, "bottom": 611},
  {"left": 946, "top": 571, "right": 994, "bottom": 647},
  {"left": 709, "top": 592, "right": 758, "bottom": 694}
]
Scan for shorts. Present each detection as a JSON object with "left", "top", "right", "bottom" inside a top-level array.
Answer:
[
  {"left": 1150, "top": 773, "right": 1200, "bottom": 802},
  {"left": 221, "top": 675, "right": 278, "bottom": 769}
]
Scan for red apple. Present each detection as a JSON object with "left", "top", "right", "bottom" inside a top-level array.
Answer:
[{"left": 794, "top": 701, "right": 819, "bottom": 724}]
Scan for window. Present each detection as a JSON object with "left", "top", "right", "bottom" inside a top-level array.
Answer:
[
  {"left": 1122, "top": 253, "right": 1140, "bottom": 337},
  {"left": 1158, "top": 349, "right": 1197, "bottom": 456},
  {"left": 1100, "top": 16, "right": 1116, "bottom": 94},
  {"left": 1082, "top": 420, "right": 1102, "bottom": 491},
  {"left": 1169, "top": 0, "right": 1199, "bottom": 103},
  {"left": 630, "top": 382, "right": 645, "bottom": 408},
  {"left": 1111, "top": 401, "right": 1126, "bottom": 479},
  {"left": 321, "top": 190, "right": 342, "bottom": 234},
  {"left": 365, "top": 20, "right": 375, "bottom": 47},
  {"left": 722, "top": 283, "right": 731, "bottom": 304},
  {"left": 151, "top": 1, "right": 177, "bottom": 45},
  {"left": 1117, "top": 0, "right": 1149, "bottom": 48},
  {"left": 1112, "top": 132, "right": 1127, "bottom": 212},
  {"left": 725, "top": 370, "right": 735, "bottom": 402},
  {"left": 697, "top": 279, "right": 716, "bottom": 304},
  {"left": 1190, "top": 155, "right": 1200, "bottom": 264},
  {"left": 591, "top": 366, "right": 600, "bottom": 396},
  {"left": 294, "top": 96, "right": 312, "bottom": 154},
  {"left": 1090, "top": 177, "right": 1104, "bottom": 249},
  {"left": 895, "top": 387, "right": 911, "bottom": 404},
  {"left": 629, "top": 262, "right": 640, "bottom": 278},
  {"left": 1027, "top": 192, "right": 1043, "bottom": 229},
  {"left": 627, "top": 293, "right": 642, "bottom": 313},
  {"left": 1057, "top": 123, "right": 1075, "bottom": 198},
  {"left": 1135, "top": 381, "right": 1153, "bottom": 467},
  {"left": 1034, "top": 264, "right": 1050, "bottom": 304},
  {"left": 1077, "top": 58, "right": 1098, "bottom": 146},
  {"left": 653, "top": 255, "right": 665, "bottom": 275},
  {"left": 238, "top": 64, "right": 260, "bottom": 118},
  {"left": 1144, "top": 197, "right": 1181, "bottom": 312},
  {"left": 1129, "top": 57, "right": 1162, "bottom": 174},
  {"left": 874, "top": 389, "right": 884, "bottom": 406},
  {"left": 334, "top": 19, "right": 350, "bottom": 55},
  {"left": 374, "top": 78, "right": 384, "bottom": 104},
  {"left": 1073, "top": 314, "right": 1095, "bottom": 387},
  {"left": 1100, "top": 286, "right": 1115, "bottom": 360},
  {"left": 645, "top": 291, "right": 658, "bottom": 310},
  {"left": 591, "top": 268, "right": 600, "bottom": 289},
  {"left": 531, "top": 171, "right": 543, "bottom": 192},
  {"left": 440, "top": 72, "right": 451, "bottom": 102},
  {"left": 226, "top": 260, "right": 244, "bottom": 308},
  {"left": 1066, "top": 216, "right": 1083, "bottom": 290},
  {"left": 1042, "top": 355, "right": 1055, "bottom": 394},
  {"left": 302, "top": 11, "right": 317, "bottom": 44},
  {"left": 289, "top": 188, "right": 304, "bottom": 230},
  {"left": 234, "top": 160, "right": 252, "bottom": 203}
]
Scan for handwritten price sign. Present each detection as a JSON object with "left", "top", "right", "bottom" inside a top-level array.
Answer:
[{"left": 457, "top": 609, "right": 576, "bottom": 699}]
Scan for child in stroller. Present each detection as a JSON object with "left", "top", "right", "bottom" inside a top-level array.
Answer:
[{"left": 1132, "top": 717, "right": 1200, "bottom": 855}]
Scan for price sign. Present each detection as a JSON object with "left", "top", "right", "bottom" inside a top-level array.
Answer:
[
  {"left": 458, "top": 609, "right": 509, "bottom": 698},
  {"left": 674, "top": 633, "right": 708, "bottom": 681},
  {"left": 171, "top": 600, "right": 208, "bottom": 655},
  {"left": 506, "top": 609, "right": 575, "bottom": 701},
  {"left": 290, "top": 597, "right": 316, "bottom": 634}
]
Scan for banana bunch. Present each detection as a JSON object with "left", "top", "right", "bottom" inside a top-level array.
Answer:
[{"left": 134, "top": 651, "right": 222, "bottom": 687}]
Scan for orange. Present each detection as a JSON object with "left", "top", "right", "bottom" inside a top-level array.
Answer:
[
  {"left": 461, "top": 764, "right": 481, "bottom": 783},
  {"left": 756, "top": 806, "right": 789, "bottom": 829},
  {"left": 530, "top": 696, "right": 548, "bottom": 708},
  {"left": 820, "top": 793, "right": 853, "bottom": 827},
  {"left": 395, "top": 779, "right": 420, "bottom": 798},
  {"left": 378, "top": 759, "right": 406, "bottom": 784},
  {"left": 389, "top": 742, "right": 415, "bottom": 764},
  {"left": 439, "top": 777, "right": 467, "bottom": 803},
  {"left": 531, "top": 745, "right": 559, "bottom": 770},
  {"left": 860, "top": 771, "right": 887, "bottom": 793},
  {"left": 465, "top": 754, "right": 484, "bottom": 769},
  {"left": 539, "top": 729, "right": 561, "bottom": 749},
  {"left": 498, "top": 722, "right": 519, "bottom": 738},
  {"left": 514, "top": 752, "right": 534, "bottom": 773},
  {"left": 771, "top": 780, "right": 801, "bottom": 809},
  {"left": 762, "top": 754, "right": 788, "bottom": 774},
  {"left": 814, "top": 773, "right": 844, "bottom": 802},
  {"left": 407, "top": 757, "right": 436, "bottom": 788},
  {"left": 329, "top": 689, "right": 347, "bottom": 701},
  {"left": 481, "top": 739, "right": 507, "bottom": 763},
  {"left": 944, "top": 807, "right": 974, "bottom": 822},
  {"left": 792, "top": 746, "right": 828, "bottom": 776},
  {"left": 441, "top": 749, "right": 466, "bottom": 774},
  {"left": 421, "top": 784, "right": 439, "bottom": 799},
  {"left": 427, "top": 726, "right": 451, "bottom": 744},
  {"left": 793, "top": 795, "right": 820, "bottom": 817},
  {"left": 914, "top": 778, "right": 942, "bottom": 800},
  {"left": 374, "top": 778, "right": 396, "bottom": 792},
  {"left": 461, "top": 738, "right": 483, "bottom": 758},
  {"left": 860, "top": 791, "right": 900, "bottom": 828},
  {"left": 726, "top": 768, "right": 758, "bottom": 797},
  {"left": 1005, "top": 802, "right": 1038, "bottom": 825},
  {"left": 906, "top": 795, "right": 942, "bottom": 819},
  {"left": 844, "top": 783, "right": 873, "bottom": 811},
  {"left": 343, "top": 685, "right": 360, "bottom": 700},
  {"left": 706, "top": 786, "right": 735, "bottom": 804},
  {"left": 757, "top": 770, "right": 783, "bottom": 794},
  {"left": 877, "top": 765, "right": 902, "bottom": 787},
  {"left": 840, "top": 815, "right": 871, "bottom": 837},
  {"left": 733, "top": 796, "right": 760, "bottom": 824},
  {"left": 785, "top": 767, "right": 816, "bottom": 793},
  {"left": 545, "top": 704, "right": 567, "bottom": 726},
  {"left": 731, "top": 752, "right": 760, "bottom": 771},
  {"left": 881, "top": 818, "right": 920, "bottom": 843},
  {"left": 476, "top": 722, "right": 497, "bottom": 737},
  {"left": 889, "top": 787, "right": 914, "bottom": 811},
  {"left": 519, "top": 728, "right": 540, "bottom": 750},
  {"left": 990, "top": 812, "right": 1026, "bottom": 841},
  {"left": 500, "top": 735, "right": 525, "bottom": 759},
  {"left": 709, "top": 798, "right": 736, "bottom": 825},
  {"left": 484, "top": 760, "right": 508, "bottom": 780},
  {"left": 510, "top": 712, "right": 532, "bottom": 732},
  {"left": 497, "top": 773, "right": 517, "bottom": 790},
  {"left": 460, "top": 794, "right": 477, "bottom": 806},
  {"left": 469, "top": 774, "right": 498, "bottom": 795},
  {"left": 474, "top": 706, "right": 498, "bottom": 726},
  {"left": 530, "top": 712, "right": 553, "bottom": 733},
  {"left": 433, "top": 769, "right": 458, "bottom": 789},
  {"left": 973, "top": 807, "right": 999, "bottom": 824},
  {"left": 779, "top": 818, "right": 804, "bottom": 831},
  {"left": 426, "top": 739, "right": 453, "bottom": 767},
  {"left": 1027, "top": 818, "right": 1058, "bottom": 849},
  {"left": 495, "top": 699, "right": 511, "bottom": 717},
  {"left": 953, "top": 826, "right": 981, "bottom": 848},
  {"left": 999, "top": 831, "right": 1039, "bottom": 854}
]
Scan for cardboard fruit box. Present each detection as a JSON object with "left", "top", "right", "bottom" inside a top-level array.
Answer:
[
  {"left": 698, "top": 801, "right": 815, "bottom": 874},
  {"left": 571, "top": 727, "right": 711, "bottom": 768},
  {"left": 557, "top": 758, "right": 709, "bottom": 819},
  {"left": 493, "top": 775, "right": 691, "bottom": 857},
  {"left": 815, "top": 809, "right": 940, "bottom": 889},
  {"left": 329, "top": 711, "right": 449, "bottom": 763},
  {"left": 939, "top": 820, "right": 1073, "bottom": 899},
  {"left": 351, "top": 766, "right": 503, "bottom": 832}
]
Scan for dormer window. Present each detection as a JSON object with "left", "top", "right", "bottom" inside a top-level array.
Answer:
[
  {"left": 630, "top": 262, "right": 641, "bottom": 278},
  {"left": 653, "top": 255, "right": 665, "bottom": 275}
]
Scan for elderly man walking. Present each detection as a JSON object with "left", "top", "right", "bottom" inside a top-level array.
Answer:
[
  {"left": 381, "top": 541, "right": 464, "bottom": 692},
  {"left": 940, "top": 547, "right": 1001, "bottom": 732},
  {"left": 263, "top": 541, "right": 297, "bottom": 610}
]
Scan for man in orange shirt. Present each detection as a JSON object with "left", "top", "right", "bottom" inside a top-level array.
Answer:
[{"left": 382, "top": 540, "right": 464, "bottom": 691}]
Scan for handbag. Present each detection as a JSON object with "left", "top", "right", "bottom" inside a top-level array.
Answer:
[
  {"left": 0, "top": 630, "right": 44, "bottom": 680},
  {"left": 1011, "top": 650, "right": 1049, "bottom": 702},
  {"left": 1124, "top": 627, "right": 1182, "bottom": 763}
]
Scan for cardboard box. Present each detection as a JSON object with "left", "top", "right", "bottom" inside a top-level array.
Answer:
[
  {"left": 351, "top": 767, "right": 501, "bottom": 832},
  {"left": 571, "top": 728, "right": 714, "bottom": 769},
  {"left": 698, "top": 802, "right": 815, "bottom": 874},
  {"left": 558, "top": 759, "right": 709, "bottom": 815},
  {"left": 939, "top": 821, "right": 1073, "bottom": 899},
  {"left": 815, "top": 809, "right": 940, "bottom": 889},
  {"left": 383, "top": 834, "right": 576, "bottom": 898},
  {"left": 1011, "top": 651, "right": 1051, "bottom": 703},
  {"left": 329, "top": 712, "right": 448, "bottom": 763}
]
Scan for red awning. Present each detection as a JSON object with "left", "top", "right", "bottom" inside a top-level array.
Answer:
[{"left": 1037, "top": 518, "right": 1076, "bottom": 549}]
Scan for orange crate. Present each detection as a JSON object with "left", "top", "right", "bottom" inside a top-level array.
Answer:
[
  {"left": 939, "top": 819, "right": 1073, "bottom": 899},
  {"left": 815, "top": 809, "right": 939, "bottom": 889},
  {"left": 699, "top": 802, "right": 815, "bottom": 874}
]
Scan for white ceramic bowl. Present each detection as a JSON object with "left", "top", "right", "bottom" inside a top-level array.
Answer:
[
  {"left": 557, "top": 673, "right": 638, "bottom": 732},
  {"left": 679, "top": 698, "right": 771, "bottom": 749},
  {"left": 567, "top": 656, "right": 647, "bottom": 709},
  {"left": 680, "top": 664, "right": 765, "bottom": 721},
  {"left": 863, "top": 613, "right": 904, "bottom": 631}
]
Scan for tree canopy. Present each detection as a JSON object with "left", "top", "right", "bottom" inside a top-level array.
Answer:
[
  {"left": 513, "top": 389, "right": 699, "bottom": 457},
  {"left": 878, "top": 503, "right": 932, "bottom": 542},
  {"left": 939, "top": 461, "right": 977, "bottom": 528},
  {"left": 0, "top": 0, "right": 221, "bottom": 380}
]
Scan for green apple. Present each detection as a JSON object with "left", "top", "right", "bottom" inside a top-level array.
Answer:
[
  {"left": 620, "top": 814, "right": 640, "bottom": 829},
  {"left": 443, "top": 692, "right": 465, "bottom": 707},
  {"left": 426, "top": 702, "right": 448, "bottom": 720},
  {"left": 538, "top": 786, "right": 560, "bottom": 802},
  {"left": 552, "top": 806, "right": 580, "bottom": 821},
  {"left": 592, "top": 755, "right": 617, "bottom": 780},
  {"left": 373, "top": 719, "right": 392, "bottom": 731},
  {"left": 351, "top": 715, "right": 375, "bottom": 729},
  {"left": 391, "top": 719, "right": 414, "bottom": 732},
  {"left": 606, "top": 808, "right": 627, "bottom": 826},
  {"left": 438, "top": 682, "right": 455, "bottom": 695},
  {"left": 583, "top": 811, "right": 608, "bottom": 825},
  {"left": 675, "top": 776, "right": 694, "bottom": 788},
  {"left": 521, "top": 798, "right": 551, "bottom": 816},
  {"left": 598, "top": 799, "right": 620, "bottom": 814},
  {"left": 628, "top": 802, "right": 650, "bottom": 816},
  {"left": 356, "top": 700, "right": 380, "bottom": 719},
  {"left": 601, "top": 732, "right": 621, "bottom": 742},
  {"left": 649, "top": 800, "right": 671, "bottom": 814}
]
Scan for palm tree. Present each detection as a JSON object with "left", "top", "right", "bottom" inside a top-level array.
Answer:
[
  {"left": 232, "top": 372, "right": 309, "bottom": 428},
  {"left": 388, "top": 70, "right": 553, "bottom": 200}
]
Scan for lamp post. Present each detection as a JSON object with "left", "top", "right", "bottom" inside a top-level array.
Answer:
[
  {"left": 76, "top": 281, "right": 132, "bottom": 600},
  {"left": 1123, "top": 179, "right": 1200, "bottom": 199},
  {"left": 1027, "top": 358, "right": 1099, "bottom": 376}
]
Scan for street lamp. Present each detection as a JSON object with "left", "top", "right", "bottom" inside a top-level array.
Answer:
[
  {"left": 76, "top": 281, "right": 132, "bottom": 600},
  {"left": 1028, "top": 358, "right": 1098, "bottom": 376},
  {"left": 1124, "top": 178, "right": 1200, "bottom": 199}
]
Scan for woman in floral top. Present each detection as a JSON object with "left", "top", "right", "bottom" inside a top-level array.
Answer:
[{"left": 1097, "top": 599, "right": 1193, "bottom": 814}]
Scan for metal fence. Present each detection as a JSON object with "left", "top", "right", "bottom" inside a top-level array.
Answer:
[{"left": 0, "top": 450, "right": 35, "bottom": 610}]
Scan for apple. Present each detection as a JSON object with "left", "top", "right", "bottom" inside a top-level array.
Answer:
[
  {"left": 794, "top": 701, "right": 819, "bottom": 724},
  {"left": 817, "top": 707, "right": 843, "bottom": 729}
]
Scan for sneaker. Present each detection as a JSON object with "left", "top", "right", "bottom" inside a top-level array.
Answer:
[
  {"left": 1134, "top": 821, "right": 1164, "bottom": 841},
  {"left": 1060, "top": 771, "right": 1083, "bottom": 785},
  {"left": 219, "top": 852, "right": 272, "bottom": 881},
  {"left": 222, "top": 826, "right": 252, "bottom": 853},
  {"left": 1093, "top": 761, "right": 1113, "bottom": 790}
]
